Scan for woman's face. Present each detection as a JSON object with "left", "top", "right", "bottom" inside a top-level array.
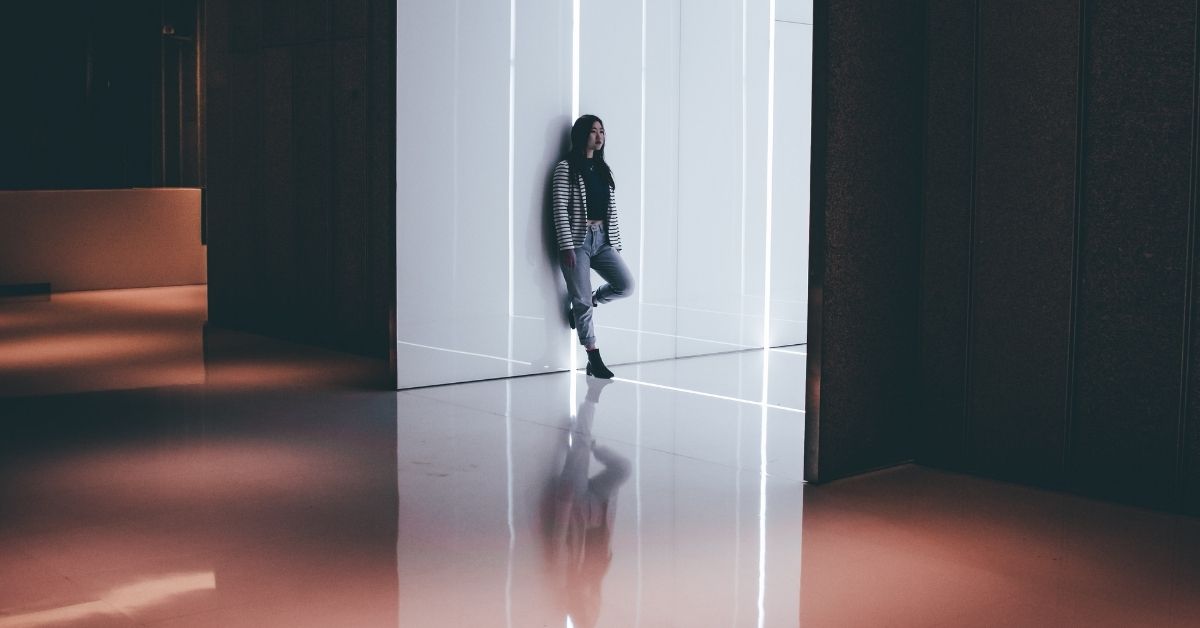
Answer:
[{"left": 587, "top": 121, "right": 605, "bottom": 152}]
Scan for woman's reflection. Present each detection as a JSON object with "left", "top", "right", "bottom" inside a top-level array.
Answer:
[{"left": 543, "top": 377, "right": 630, "bottom": 628}]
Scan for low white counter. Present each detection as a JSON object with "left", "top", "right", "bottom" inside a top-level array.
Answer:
[{"left": 0, "top": 188, "right": 205, "bottom": 292}]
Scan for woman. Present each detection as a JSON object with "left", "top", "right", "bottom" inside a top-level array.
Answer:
[{"left": 553, "top": 114, "right": 635, "bottom": 379}]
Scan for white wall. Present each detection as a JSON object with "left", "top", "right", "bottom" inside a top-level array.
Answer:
[{"left": 397, "top": 0, "right": 812, "bottom": 389}]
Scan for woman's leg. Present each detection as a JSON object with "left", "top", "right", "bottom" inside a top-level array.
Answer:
[
  {"left": 577, "top": 240, "right": 627, "bottom": 379},
  {"left": 560, "top": 246, "right": 596, "bottom": 348},
  {"left": 589, "top": 244, "right": 635, "bottom": 305}
]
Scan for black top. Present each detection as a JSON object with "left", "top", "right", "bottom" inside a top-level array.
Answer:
[{"left": 581, "top": 159, "right": 609, "bottom": 221}]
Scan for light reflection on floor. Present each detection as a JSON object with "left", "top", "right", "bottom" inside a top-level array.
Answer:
[{"left": 2, "top": 287, "right": 1200, "bottom": 627}]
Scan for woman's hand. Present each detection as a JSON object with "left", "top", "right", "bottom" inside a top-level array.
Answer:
[{"left": 561, "top": 250, "right": 576, "bottom": 269}]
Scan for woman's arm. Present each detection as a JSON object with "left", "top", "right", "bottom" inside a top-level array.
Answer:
[{"left": 552, "top": 161, "right": 577, "bottom": 266}]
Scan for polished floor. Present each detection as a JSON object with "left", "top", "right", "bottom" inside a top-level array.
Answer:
[{"left": 2, "top": 287, "right": 1199, "bottom": 627}]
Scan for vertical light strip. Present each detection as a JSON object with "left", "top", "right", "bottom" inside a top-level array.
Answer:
[
  {"left": 505, "top": 381, "right": 516, "bottom": 628},
  {"left": 568, "top": 0, "right": 581, "bottom": 382},
  {"left": 759, "top": 6, "right": 777, "bottom": 626},
  {"left": 572, "top": 0, "right": 581, "bottom": 119},
  {"left": 451, "top": 0, "right": 461, "bottom": 306},
  {"left": 636, "top": 0, "right": 648, "bottom": 362},
  {"left": 507, "top": 0, "right": 517, "bottom": 374},
  {"left": 738, "top": 0, "right": 749, "bottom": 348},
  {"left": 761, "top": 0, "right": 777, "bottom": 360}
]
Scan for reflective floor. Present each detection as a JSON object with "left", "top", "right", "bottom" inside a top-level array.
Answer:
[{"left": 2, "top": 287, "right": 1200, "bottom": 627}]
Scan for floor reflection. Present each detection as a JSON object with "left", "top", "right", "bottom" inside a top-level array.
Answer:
[
  {"left": 544, "top": 379, "right": 629, "bottom": 628},
  {"left": 394, "top": 371, "right": 802, "bottom": 628},
  {"left": 4, "top": 287, "right": 1200, "bottom": 627}
]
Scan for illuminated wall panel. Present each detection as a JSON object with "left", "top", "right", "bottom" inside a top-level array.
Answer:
[{"left": 396, "top": 0, "right": 812, "bottom": 389}]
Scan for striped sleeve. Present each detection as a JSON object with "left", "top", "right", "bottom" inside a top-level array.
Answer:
[
  {"left": 551, "top": 160, "right": 575, "bottom": 251},
  {"left": 606, "top": 184, "right": 622, "bottom": 251}
]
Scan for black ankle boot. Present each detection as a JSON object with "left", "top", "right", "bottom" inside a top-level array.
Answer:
[{"left": 585, "top": 348, "right": 614, "bottom": 379}]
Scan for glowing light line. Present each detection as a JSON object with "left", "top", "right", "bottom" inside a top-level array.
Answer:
[
  {"left": 568, "top": 0, "right": 580, "bottom": 403},
  {"left": 760, "top": 5, "right": 778, "bottom": 625},
  {"left": 762, "top": 0, "right": 777, "bottom": 359},
  {"left": 594, "top": 323, "right": 758, "bottom": 350},
  {"left": 397, "top": 341, "right": 532, "bottom": 365},
  {"left": 637, "top": 0, "right": 648, "bottom": 364},
  {"left": 507, "top": 0, "right": 517, "bottom": 375},
  {"left": 505, "top": 380, "right": 516, "bottom": 628},
  {"left": 635, "top": 365, "right": 645, "bottom": 627},
  {"left": 758, "top": 403, "right": 769, "bottom": 627},
  {"left": 572, "top": 0, "right": 580, "bottom": 119},
  {"left": 605, "top": 374, "right": 803, "bottom": 414},
  {"left": 637, "top": 301, "right": 807, "bottom": 325},
  {"left": 739, "top": 0, "right": 749, "bottom": 349},
  {"left": 636, "top": 0, "right": 648, "bottom": 620}
]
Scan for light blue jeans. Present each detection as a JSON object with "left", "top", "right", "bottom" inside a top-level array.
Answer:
[{"left": 561, "top": 223, "right": 635, "bottom": 347}]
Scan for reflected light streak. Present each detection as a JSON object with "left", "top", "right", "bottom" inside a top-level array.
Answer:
[
  {"left": 608, "top": 374, "right": 803, "bottom": 415},
  {"left": 595, "top": 323, "right": 758, "bottom": 350},
  {"left": 397, "top": 340, "right": 532, "bottom": 365},
  {"left": 638, "top": 301, "right": 807, "bottom": 325},
  {"left": 569, "top": 365, "right": 578, "bottom": 426},
  {"left": 733, "top": 388, "right": 746, "bottom": 628},
  {"left": 0, "top": 572, "right": 216, "bottom": 628},
  {"left": 769, "top": 347, "right": 807, "bottom": 356},
  {"left": 758, "top": 403, "right": 769, "bottom": 628},
  {"left": 635, "top": 367, "right": 645, "bottom": 628},
  {"left": 505, "top": 380, "right": 516, "bottom": 628}
]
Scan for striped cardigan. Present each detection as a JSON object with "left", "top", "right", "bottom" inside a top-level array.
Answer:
[{"left": 551, "top": 159, "right": 623, "bottom": 252}]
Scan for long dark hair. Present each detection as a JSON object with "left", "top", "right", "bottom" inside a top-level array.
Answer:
[{"left": 567, "top": 114, "right": 615, "bottom": 190}]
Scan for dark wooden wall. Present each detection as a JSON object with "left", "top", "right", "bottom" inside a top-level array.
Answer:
[
  {"left": 205, "top": 0, "right": 395, "bottom": 358},
  {"left": 0, "top": 0, "right": 201, "bottom": 189},
  {"left": 805, "top": 1, "right": 926, "bottom": 482},
  {"left": 920, "top": 0, "right": 1200, "bottom": 514}
]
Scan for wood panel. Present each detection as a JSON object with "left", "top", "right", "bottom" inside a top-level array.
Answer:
[
  {"left": 807, "top": 0, "right": 924, "bottom": 481},
  {"left": 919, "top": 0, "right": 976, "bottom": 468},
  {"left": 1071, "top": 0, "right": 1195, "bottom": 509},
  {"left": 332, "top": 38, "right": 370, "bottom": 352},
  {"left": 966, "top": 0, "right": 1079, "bottom": 484},
  {"left": 263, "top": 0, "right": 329, "bottom": 47},
  {"left": 368, "top": 0, "right": 397, "bottom": 363},
  {"left": 205, "top": 0, "right": 393, "bottom": 358}
]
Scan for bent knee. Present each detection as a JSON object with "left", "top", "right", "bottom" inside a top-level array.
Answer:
[{"left": 614, "top": 278, "right": 635, "bottom": 298}]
